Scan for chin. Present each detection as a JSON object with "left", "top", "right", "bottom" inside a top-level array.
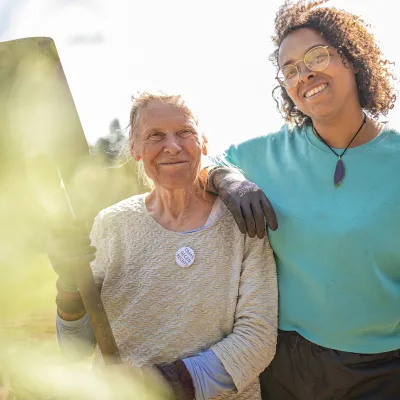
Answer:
[{"left": 306, "top": 106, "right": 336, "bottom": 122}]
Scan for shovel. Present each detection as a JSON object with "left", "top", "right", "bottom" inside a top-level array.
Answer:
[{"left": 0, "top": 37, "right": 122, "bottom": 364}]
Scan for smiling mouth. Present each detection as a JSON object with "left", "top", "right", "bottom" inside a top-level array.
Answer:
[
  {"left": 158, "top": 161, "right": 188, "bottom": 165},
  {"left": 304, "top": 83, "right": 328, "bottom": 98}
]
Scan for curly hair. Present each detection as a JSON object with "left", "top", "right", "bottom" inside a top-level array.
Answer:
[{"left": 271, "top": 0, "right": 396, "bottom": 126}]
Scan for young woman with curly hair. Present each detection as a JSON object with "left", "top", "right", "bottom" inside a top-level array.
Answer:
[{"left": 207, "top": 0, "right": 400, "bottom": 398}]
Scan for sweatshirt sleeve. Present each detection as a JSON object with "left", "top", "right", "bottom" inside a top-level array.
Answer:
[
  {"left": 210, "top": 234, "right": 278, "bottom": 393},
  {"left": 214, "top": 134, "right": 275, "bottom": 185}
]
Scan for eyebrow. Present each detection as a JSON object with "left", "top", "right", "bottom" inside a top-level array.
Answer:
[
  {"left": 145, "top": 129, "right": 164, "bottom": 135},
  {"left": 280, "top": 43, "right": 328, "bottom": 68},
  {"left": 144, "top": 124, "right": 195, "bottom": 136}
]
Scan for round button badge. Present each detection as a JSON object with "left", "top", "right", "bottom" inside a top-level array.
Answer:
[{"left": 175, "top": 247, "right": 195, "bottom": 268}]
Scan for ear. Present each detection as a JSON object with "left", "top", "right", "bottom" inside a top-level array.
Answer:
[
  {"left": 201, "top": 136, "right": 208, "bottom": 156},
  {"left": 345, "top": 58, "right": 359, "bottom": 74},
  {"left": 130, "top": 141, "right": 141, "bottom": 162}
]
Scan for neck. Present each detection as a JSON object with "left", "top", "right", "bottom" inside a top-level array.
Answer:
[
  {"left": 311, "top": 105, "right": 375, "bottom": 149},
  {"left": 146, "top": 184, "right": 215, "bottom": 232}
]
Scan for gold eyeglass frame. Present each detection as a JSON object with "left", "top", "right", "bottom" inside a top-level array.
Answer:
[{"left": 276, "top": 45, "right": 330, "bottom": 89}]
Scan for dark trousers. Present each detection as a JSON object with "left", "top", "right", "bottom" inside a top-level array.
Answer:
[{"left": 260, "top": 330, "right": 400, "bottom": 400}]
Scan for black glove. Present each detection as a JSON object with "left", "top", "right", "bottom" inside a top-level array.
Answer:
[
  {"left": 156, "top": 360, "right": 195, "bottom": 400},
  {"left": 47, "top": 222, "right": 96, "bottom": 291},
  {"left": 209, "top": 168, "right": 278, "bottom": 238}
]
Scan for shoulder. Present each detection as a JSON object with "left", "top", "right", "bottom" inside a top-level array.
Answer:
[
  {"left": 369, "top": 125, "right": 400, "bottom": 154},
  {"left": 96, "top": 193, "right": 149, "bottom": 226},
  {"left": 221, "top": 124, "right": 307, "bottom": 174},
  {"left": 209, "top": 207, "right": 273, "bottom": 250},
  {"left": 382, "top": 125, "right": 400, "bottom": 140},
  {"left": 225, "top": 124, "right": 304, "bottom": 156}
]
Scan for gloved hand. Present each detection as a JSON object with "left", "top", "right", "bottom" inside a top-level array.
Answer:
[
  {"left": 98, "top": 364, "right": 176, "bottom": 400},
  {"left": 47, "top": 222, "right": 96, "bottom": 292},
  {"left": 156, "top": 360, "right": 195, "bottom": 400},
  {"left": 209, "top": 168, "right": 278, "bottom": 238}
]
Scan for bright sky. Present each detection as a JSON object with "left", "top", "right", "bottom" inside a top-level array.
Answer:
[{"left": 1, "top": 0, "right": 399, "bottom": 153}]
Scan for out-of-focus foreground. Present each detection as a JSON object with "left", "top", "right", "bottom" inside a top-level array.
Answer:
[{"left": 0, "top": 38, "right": 165, "bottom": 399}]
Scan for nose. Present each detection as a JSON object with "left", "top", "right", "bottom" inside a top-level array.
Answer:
[
  {"left": 163, "top": 135, "right": 182, "bottom": 155},
  {"left": 298, "top": 63, "right": 317, "bottom": 83}
]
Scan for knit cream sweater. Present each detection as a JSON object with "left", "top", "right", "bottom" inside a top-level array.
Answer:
[{"left": 90, "top": 194, "right": 277, "bottom": 399}]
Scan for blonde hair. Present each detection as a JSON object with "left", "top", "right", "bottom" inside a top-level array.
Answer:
[{"left": 129, "top": 92, "right": 199, "bottom": 144}]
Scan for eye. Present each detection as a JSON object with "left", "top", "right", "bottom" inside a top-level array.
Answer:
[
  {"left": 178, "top": 129, "right": 195, "bottom": 138},
  {"left": 284, "top": 68, "right": 297, "bottom": 79},
  {"left": 315, "top": 54, "right": 328, "bottom": 62},
  {"left": 279, "top": 65, "right": 297, "bottom": 81},
  {"left": 148, "top": 132, "right": 165, "bottom": 141}
]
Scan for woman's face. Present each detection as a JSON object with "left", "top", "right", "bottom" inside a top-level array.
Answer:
[
  {"left": 278, "top": 28, "right": 359, "bottom": 122},
  {"left": 131, "top": 100, "right": 207, "bottom": 190}
]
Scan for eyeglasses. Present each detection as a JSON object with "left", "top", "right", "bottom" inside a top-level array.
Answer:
[{"left": 276, "top": 46, "right": 330, "bottom": 89}]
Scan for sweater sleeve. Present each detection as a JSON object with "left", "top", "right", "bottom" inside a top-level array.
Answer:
[
  {"left": 210, "top": 234, "right": 278, "bottom": 393},
  {"left": 55, "top": 214, "right": 109, "bottom": 361},
  {"left": 183, "top": 350, "right": 235, "bottom": 400},
  {"left": 56, "top": 314, "right": 96, "bottom": 361},
  {"left": 90, "top": 213, "right": 109, "bottom": 287}
]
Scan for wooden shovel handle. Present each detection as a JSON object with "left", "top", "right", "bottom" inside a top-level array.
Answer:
[
  {"left": 57, "top": 167, "right": 121, "bottom": 365},
  {"left": 74, "top": 264, "right": 122, "bottom": 365}
]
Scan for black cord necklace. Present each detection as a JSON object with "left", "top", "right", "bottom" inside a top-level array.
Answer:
[{"left": 313, "top": 112, "right": 367, "bottom": 187}]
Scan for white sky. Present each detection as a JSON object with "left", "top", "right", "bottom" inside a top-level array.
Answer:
[{"left": 1, "top": 0, "right": 399, "bottom": 153}]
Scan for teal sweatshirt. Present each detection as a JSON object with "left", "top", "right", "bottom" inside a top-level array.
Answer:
[{"left": 225, "top": 124, "right": 400, "bottom": 353}]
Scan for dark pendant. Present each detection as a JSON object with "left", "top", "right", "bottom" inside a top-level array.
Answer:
[{"left": 334, "top": 158, "right": 345, "bottom": 186}]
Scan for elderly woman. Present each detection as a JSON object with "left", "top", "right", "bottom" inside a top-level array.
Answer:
[
  {"left": 207, "top": 1, "right": 400, "bottom": 399},
  {"left": 48, "top": 93, "right": 277, "bottom": 400}
]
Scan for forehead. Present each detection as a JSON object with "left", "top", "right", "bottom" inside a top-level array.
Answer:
[
  {"left": 278, "top": 28, "right": 330, "bottom": 66},
  {"left": 138, "top": 100, "right": 194, "bottom": 132}
]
